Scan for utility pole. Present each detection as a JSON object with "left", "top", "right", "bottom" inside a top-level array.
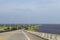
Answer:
[
  {"left": 17, "top": 25, "right": 18, "bottom": 30},
  {"left": 10, "top": 24, "right": 12, "bottom": 31}
]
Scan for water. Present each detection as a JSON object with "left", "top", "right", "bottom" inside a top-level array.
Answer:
[{"left": 38, "top": 24, "right": 60, "bottom": 34}]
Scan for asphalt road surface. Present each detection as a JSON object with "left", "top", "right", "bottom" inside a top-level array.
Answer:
[{"left": 0, "top": 30, "right": 48, "bottom": 40}]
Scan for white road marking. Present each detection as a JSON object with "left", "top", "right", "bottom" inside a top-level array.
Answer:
[{"left": 22, "top": 31, "right": 30, "bottom": 40}]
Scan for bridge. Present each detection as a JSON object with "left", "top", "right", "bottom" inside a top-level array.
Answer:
[
  {"left": 0, "top": 30, "right": 60, "bottom": 40},
  {"left": 0, "top": 24, "right": 60, "bottom": 40},
  {"left": 0, "top": 30, "right": 47, "bottom": 40}
]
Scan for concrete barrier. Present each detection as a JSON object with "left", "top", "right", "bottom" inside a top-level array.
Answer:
[{"left": 26, "top": 31, "right": 60, "bottom": 40}]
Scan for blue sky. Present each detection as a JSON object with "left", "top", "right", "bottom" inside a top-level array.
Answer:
[{"left": 0, "top": 0, "right": 60, "bottom": 24}]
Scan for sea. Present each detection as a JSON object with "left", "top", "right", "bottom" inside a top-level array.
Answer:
[{"left": 38, "top": 24, "right": 60, "bottom": 34}]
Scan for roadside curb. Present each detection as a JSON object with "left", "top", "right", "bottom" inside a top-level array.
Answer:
[{"left": 25, "top": 30, "right": 48, "bottom": 40}]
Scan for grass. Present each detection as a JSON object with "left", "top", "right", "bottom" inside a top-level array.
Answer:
[
  {"left": 0, "top": 26, "right": 18, "bottom": 32},
  {"left": 24, "top": 26, "right": 38, "bottom": 32},
  {"left": 0, "top": 27, "right": 7, "bottom": 31}
]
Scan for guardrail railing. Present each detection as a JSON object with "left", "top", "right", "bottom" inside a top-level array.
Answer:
[{"left": 26, "top": 31, "right": 60, "bottom": 40}]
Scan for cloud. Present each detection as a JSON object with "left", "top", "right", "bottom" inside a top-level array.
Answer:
[{"left": 0, "top": 0, "right": 60, "bottom": 24}]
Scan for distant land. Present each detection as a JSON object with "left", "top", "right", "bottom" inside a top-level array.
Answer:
[{"left": 0, "top": 24, "right": 60, "bottom": 34}]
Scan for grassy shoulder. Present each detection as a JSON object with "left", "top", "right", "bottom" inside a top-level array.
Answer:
[
  {"left": 0, "top": 27, "right": 8, "bottom": 31},
  {"left": 0, "top": 26, "right": 21, "bottom": 32},
  {"left": 24, "top": 26, "right": 39, "bottom": 32}
]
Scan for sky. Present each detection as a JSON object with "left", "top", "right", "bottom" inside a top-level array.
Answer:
[{"left": 0, "top": 0, "right": 60, "bottom": 24}]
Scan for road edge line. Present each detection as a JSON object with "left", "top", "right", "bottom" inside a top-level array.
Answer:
[{"left": 22, "top": 31, "right": 30, "bottom": 40}]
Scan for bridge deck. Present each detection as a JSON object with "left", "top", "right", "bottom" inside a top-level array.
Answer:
[{"left": 0, "top": 30, "right": 47, "bottom": 40}]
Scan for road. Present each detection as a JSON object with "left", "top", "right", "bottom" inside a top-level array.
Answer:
[{"left": 0, "top": 30, "right": 48, "bottom": 40}]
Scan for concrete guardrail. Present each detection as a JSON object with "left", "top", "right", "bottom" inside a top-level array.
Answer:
[{"left": 26, "top": 31, "right": 60, "bottom": 40}]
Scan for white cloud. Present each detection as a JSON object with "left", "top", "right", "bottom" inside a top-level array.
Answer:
[{"left": 0, "top": 0, "right": 60, "bottom": 13}]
